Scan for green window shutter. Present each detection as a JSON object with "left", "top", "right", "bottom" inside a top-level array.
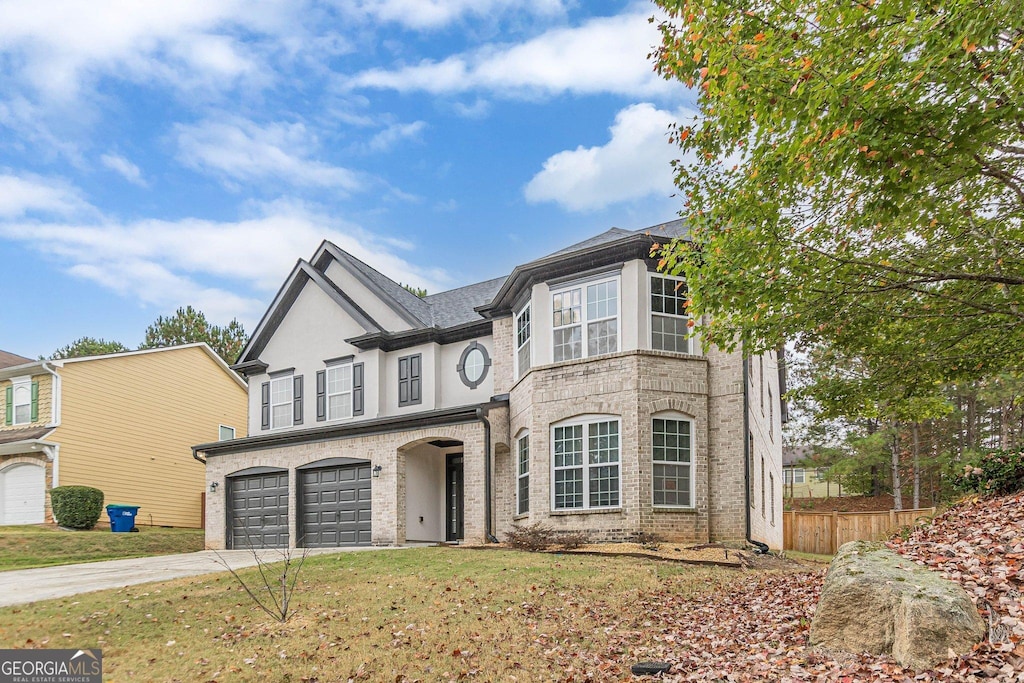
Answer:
[
  {"left": 30, "top": 381, "right": 39, "bottom": 421},
  {"left": 4, "top": 386, "right": 11, "bottom": 425}
]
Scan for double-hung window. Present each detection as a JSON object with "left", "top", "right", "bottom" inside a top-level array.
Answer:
[
  {"left": 651, "top": 275, "right": 690, "bottom": 353},
  {"left": 515, "top": 303, "right": 531, "bottom": 378},
  {"left": 552, "top": 418, "right": 620, "bottom": 510},
  {"left": 270, "top": 375, "right": 293, "bottom": 429},
  {"left": 6, "top": 377, "right": 37, "bottom": 426},
  {"left": 652, "top": 417, "right": 693, "bottom": 507},
  {"left": 327, "top": 362, "right": 353, "bottom": 420},
  {"left": 551, "top": 277, "right": 618, "bottom": 363},
  {"left": 517, "top": 433, "right": 530, "bottom": 515}
]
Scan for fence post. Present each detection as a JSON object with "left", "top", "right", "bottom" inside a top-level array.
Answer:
[
  {"left": 889, "top": 508, "right": 896, "bottom": 532},
  {"left": 830, "top": 510, "right": 839, "bottom": 554}
]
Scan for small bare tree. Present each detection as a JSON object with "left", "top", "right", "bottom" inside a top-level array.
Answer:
[{"left": 213, "top": 521, "right": 310, "bottom": 623}]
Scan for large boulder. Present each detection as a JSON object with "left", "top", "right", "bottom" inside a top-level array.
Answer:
[{"left": 810, "top": 541, "right": 986, "bottom": 670}]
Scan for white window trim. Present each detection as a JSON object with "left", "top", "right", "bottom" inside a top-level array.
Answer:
[
  {"left": 793, "top": 468, "right": 805, "bottom": 484},
  {"left": 218, "top": 425, "right": 236, "bottom": 441},
  {"left": 651, "top": 414, "right": 696, "bottom": 510},
  {"left": 516, "top": 432, "right": 530, "bottom": 515},
  {"left": 514, "top": 301, "right": 532, "bottom": 381},
  {"left": 326, "top": 361, "right": 354, "bottom": 421},
  {"left": 649, "top": 274, "right": 691, "bottom": 354},
  {"left": 550, "top": 275, "right": 621, "bottom": 364},
  {"left": 11, "top": 376, "right": 32, "bottom": 426},
  {"left": 550, "top": 415, "right": 622, "bottom": 512},
  {"left": 270, "top": 375, "right": 293, "bottom": 430}
]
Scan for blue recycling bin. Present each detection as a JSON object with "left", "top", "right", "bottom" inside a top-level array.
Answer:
[{"left": 106, "top": 504, "right": 140, "bottom": 532}]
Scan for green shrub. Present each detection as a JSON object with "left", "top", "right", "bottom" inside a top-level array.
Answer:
[
  {"left": 50, "top": 486, "right": 104, "bottom": 530},
  {"left": 953, "top": 449, "right": 1024, "bottom": 496}
]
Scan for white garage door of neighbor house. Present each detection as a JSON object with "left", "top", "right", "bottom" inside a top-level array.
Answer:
[{"left": 1, "top": 463, "right": 46, "bottom": 525}]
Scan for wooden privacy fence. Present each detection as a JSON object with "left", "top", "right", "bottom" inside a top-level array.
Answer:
[{"left": 783, "top": 507, "right": 937, "bottom": 555}]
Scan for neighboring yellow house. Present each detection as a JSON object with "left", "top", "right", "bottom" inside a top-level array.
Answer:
[{"left": 0, "top": 344, "right": 247, "bottom": 528}]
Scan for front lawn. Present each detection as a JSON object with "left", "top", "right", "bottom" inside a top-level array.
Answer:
[
  {"left": 0, "top": 525, "right": 205, "bottom": 571},
  {"left": 0, "top": 547, "right": 786, "bottom": 681}
]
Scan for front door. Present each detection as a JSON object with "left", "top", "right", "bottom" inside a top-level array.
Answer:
[{"left": 446, "top": 454, "right": 464, "bottom": 542}]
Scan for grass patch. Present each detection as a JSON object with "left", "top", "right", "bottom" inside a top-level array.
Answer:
[
  {"left": 783, "top": 549, "right": 834, "bottom": 564},
  {"left": 0, "top": 547, "right": 783, "bottom": 681},
  {"left": 0, "top": 525, "right": 204, "bottom": 571}
]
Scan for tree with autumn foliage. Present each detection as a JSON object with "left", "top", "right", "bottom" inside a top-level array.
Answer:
[{"left": 652, "top": 0, "right": 1024, "bottom": 385}]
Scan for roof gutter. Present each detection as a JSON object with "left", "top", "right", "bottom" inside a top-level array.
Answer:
[{"left": 743, "top": 357, "right": 769, "bottom": 555}]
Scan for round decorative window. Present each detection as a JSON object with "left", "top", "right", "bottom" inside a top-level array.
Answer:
[{"left": 457, "top": 342, "right": 491, "bottom": 389}]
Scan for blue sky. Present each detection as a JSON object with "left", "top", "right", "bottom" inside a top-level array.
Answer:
[{"left": 0, "top": 0, "right": 697, "bottom": 359}]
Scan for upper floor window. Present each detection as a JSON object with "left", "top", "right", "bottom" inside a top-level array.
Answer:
[
  {"left": 652, "top": 417, "right": 693, "bottom": 507},
  {"left": 768, "top": 386, "right": 774, "bottom": 441},
  {"left": 270, "top": 375, "right": 294, "bottom": 429},
  {"left": 651, "top": 275, "right": 690, "bottom": 353},
  {"left": 398, "top": 354, "right": 422, "bottom": 407},
  {"left": 552, "top": 417, "right": 620, "bottom": 510},
  {"left": 517, "top": 433, "right": 530, "bottom": 515},
  {"left": 515, "top": 303, "right": 531, "bottom": 378},
  {"left": 551, "top": 278, "right": 618, "bottom": 363},
  {"left": 327, "top": 362, "right": 353, "bottom": 419},
  {"left": 6, "top": 377, "right": 36, "bottom": 426},
  {"left": 458, "top": 342, "right": 491, "bottom": 389},
  {"left": 317, "top": 360, "right": 364, "bottom": 422},
  {"left": 218, "top": 425, "right": 236, "bottom": 441}
]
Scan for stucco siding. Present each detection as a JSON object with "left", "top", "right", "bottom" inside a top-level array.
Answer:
[{"left": 50, "top": 346, "right": 247, "bottom": 528}]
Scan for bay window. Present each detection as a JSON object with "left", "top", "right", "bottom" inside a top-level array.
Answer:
[{"left": 552, "top": 417, "right": 620, "bottom": 510}]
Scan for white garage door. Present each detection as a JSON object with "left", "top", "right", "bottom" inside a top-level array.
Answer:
[{"left": 1, "top": 463, "right": 46, "bottom": 525}]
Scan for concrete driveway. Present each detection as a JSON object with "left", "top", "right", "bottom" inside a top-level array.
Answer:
[{"left": 0, "top": 546, "right": 406, "bottom": 608}]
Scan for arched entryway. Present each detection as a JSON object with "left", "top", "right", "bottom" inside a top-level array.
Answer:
[{"left": 401, "top": 438, "right": 464, "bottom": 543}]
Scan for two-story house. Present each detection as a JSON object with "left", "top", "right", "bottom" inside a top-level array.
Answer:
[
  {"left": 194, "top": 221, "right": 785, "bottom": 550},
  {"left": 0, "top": 344, "right": 247, "bottom": 527}
]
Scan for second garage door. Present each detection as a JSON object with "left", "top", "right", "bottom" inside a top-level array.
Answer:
[{"left": 299, "top": 464, "right": 372, "bottom": 547}]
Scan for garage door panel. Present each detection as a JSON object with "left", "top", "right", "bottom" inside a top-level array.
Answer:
[
  {"left": 1, "top": 464, "right": 46, "bottom": 526},
  {"left": 299, "top": 465, "right": 371, "bottom": 548},
  {"left": 228, "top": 472, "right": 288, "bottom": 549}
]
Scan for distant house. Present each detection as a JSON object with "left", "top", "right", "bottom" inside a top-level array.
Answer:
[
  {"left": 0, "top": 344, "right": 247, "bottom": 527},
  {"left": 783, "top": 445, "right": 841, "bottom": 499},
  {"left": 196, "top": 221, "right": 786, "bottom": 550}
]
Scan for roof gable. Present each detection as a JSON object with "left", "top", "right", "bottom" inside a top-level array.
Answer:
[
  {"left": 312, "top": 241, "right": 431, "bottom": 328},
  {"left": 235, "top": 259, "right": 383, "bottom": 367}
]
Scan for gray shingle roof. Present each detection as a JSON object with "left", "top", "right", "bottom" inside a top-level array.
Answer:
[
  {"left": 324, "top": 218, "right": 687, "bottom": 333},
  {"left": 423, "top": 276, "right": 508, "bottom": 328},
  {"left": 330, "top": 247, "right": 433, "bottom": 326}
]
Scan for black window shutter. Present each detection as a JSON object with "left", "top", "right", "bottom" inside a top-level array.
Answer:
[
  {"left": 398, "top": 356, "right": 409, "bottom": 405},
  {"left": 293, "top": 375, "right": 304, "bottom": 425},
  {"left": 353, "top": 363, "right": 364, "bottom": 416},
  {"left": 410, "top": 355, "right": 421, "bottom": 404},
  {"left": 260, "top": 382, "right": 270, "bottom": 430},
  {"left": 316, "top": 370, "right": 326, "bottom": 421}
]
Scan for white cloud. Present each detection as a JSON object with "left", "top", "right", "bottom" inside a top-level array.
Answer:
[
  {"left": 100, "top": 154, "right": 146, "bottom": 186},
  {"left": 340, "top": 0, "right": 565, "bottom": 29},
  {"left": 345, "top": 10, "right": 675, "bottom": 99},
  {"left": 0, "top": 172, "right": 93, "bottom": 218},
  {"left": 0, "top": 177, "right": 450, "bottom": 327},
  {"left": 0, "top": 0, "right": 296, "bottom": 102},
  {"left": 365, "top": 121, "right": 427, "bottom": 153},
  {"left": 174, "top": 117, "right": 362, "bottom": 191},
  {"left": 524, "top": 103, "right": 697, "bottom": 211}
]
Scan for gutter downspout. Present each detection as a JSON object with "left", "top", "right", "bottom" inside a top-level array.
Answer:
[
  {"left": 40, "top": 362, "right": 61, "bottom": 426},
  {"left": 475, "top": 406, "right": 499, "bottom": 544},
  {"left": 743, "top": 357, "right": 769, "bottom": 555}
]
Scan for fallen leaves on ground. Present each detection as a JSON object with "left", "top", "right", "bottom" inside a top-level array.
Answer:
[{"left": 534, "top": 493, "right": 1024, "bottom": 681}]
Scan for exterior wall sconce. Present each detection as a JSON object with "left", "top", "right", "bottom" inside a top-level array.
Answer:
[
  {"left": 209, "top": 481, "right": 219, "bottom": 493},
  {"left": 372, "top": 464, "right": 382, "bottom": 478}
]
